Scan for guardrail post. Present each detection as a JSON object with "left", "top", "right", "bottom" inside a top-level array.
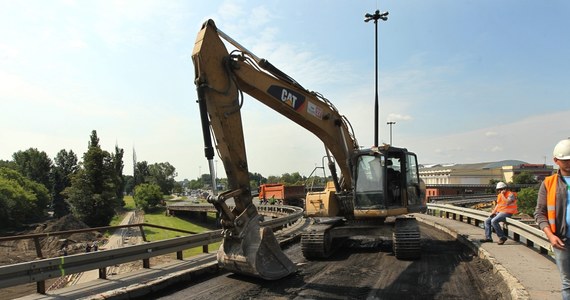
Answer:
[
  {"left": 177, "top": 251, "right": 183, "bottom": 260},
  {"left": 203, "top": 244, "right": 209, "bottom": 253},
  {"left": 143, "top": 258, "right": 150, "bottom": 268},
  {"left": 99, "top": 267, "right": 107, "bottom": 279},
  {"left": 33, "top": 237, "right": 44, "bottom": 259},
  {"left": 37, "top": 280, "right": 46, "bottom": 294},
  {"left": 139, "top": 225, "right": 147, "bottom": 242},
  {"left": 513, "top": 232, "right": 520, "bottom": 242}
]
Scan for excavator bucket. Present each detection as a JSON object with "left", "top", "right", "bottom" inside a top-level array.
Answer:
[{"left": 217, "top": 214, "right": 296, "bottom": 280}]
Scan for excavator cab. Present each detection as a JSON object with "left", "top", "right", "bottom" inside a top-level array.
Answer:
[
  {"left": 349, "top": 146, "right": 424, "bottom": 217},
  {"left": 357, "top": 147, "right": 424, "bottom": 212}
]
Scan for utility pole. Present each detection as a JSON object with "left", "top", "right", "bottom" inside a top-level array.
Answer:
[
  {"left": 387, "top": 121, "right": 396, "bottom": 145},
  {"left": 365, "top": 9, "right": 388, "bottom": 147}
]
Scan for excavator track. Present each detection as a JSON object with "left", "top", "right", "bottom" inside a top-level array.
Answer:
[
  {"left": 301, "top": 223, "right": 334, "bottom": 259},
  {"left": 392, "top": 217, "right": 421, "bottom": 260}
]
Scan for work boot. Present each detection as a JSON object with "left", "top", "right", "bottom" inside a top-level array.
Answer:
[
  {"left": 497, "top": 237, "right": 507, "bottom": 245},
  {"left": 479, "top": 238, "right": 493, "bottom": 243}
]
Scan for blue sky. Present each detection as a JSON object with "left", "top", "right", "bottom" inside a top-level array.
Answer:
[{"left": 1, "top": 0, "right": 569, "bottom": 180}]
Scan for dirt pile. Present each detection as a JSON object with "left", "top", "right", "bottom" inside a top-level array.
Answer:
[
  {"left": 35, "top": 214, "right": 102, "bottom": 256},
  {"left": 0, "top": 215, "right": 103, "bottom": 265}
]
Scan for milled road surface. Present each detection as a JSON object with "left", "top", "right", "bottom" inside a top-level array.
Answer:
[{"left": 151, "top": 223, "right": 508, "bottom": 300}]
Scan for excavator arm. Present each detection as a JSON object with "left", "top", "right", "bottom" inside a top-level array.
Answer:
[{"left": 192, "top": 19, "right": 359, "bottom": 279}]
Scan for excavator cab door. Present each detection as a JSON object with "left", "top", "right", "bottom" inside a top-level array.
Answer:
[
  {"left": 404, "top": 152, "right": 426, "bottom": 212},
  {"left": 353, "top": 154, "right": 386, "bottom": 209}
]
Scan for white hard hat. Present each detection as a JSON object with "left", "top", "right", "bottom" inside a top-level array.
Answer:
[
  {"left": 496, "top": 182, "right": 507, "bottom": 190},
  {"left": 553, "top": 139, "right": 570, "bottom": 160}
]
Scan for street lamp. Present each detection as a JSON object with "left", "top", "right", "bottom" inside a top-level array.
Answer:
[
  {"left": 387, "top": 121, "right": 396, "bottom": 145},
  {"left": 365, "top": 9, "right": 389, "bottom": 147}
]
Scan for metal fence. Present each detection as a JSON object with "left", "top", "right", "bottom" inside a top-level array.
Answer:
[
  {"left": 0, "top": 205, "right": 304, "bottom": 294},
  {"left": 425, "top": 203, "right": 551, "bottom": 255}
]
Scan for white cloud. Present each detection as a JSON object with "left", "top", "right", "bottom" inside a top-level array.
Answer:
[
  {"left": 387, "top": 113, "right": 412, "bottom": 121},
  {"left": 408, "top": 110, "right": 570, "bottom": 165},
  {"left": 0, "top": 43, "right": 19, "bottom": 62},
  {"left": 68, "top": 39, "right": 87, "bottom": 49},
  {"left": 488, "top": 146, "right": 503, "bottom": 152}
]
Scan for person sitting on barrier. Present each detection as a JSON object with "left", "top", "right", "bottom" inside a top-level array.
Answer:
[
  {"left": 480, "top": 181, "right": 518, "bottom": 245},
  {"left": 535, "top": 138, "right": 570, "bottom": 300}
]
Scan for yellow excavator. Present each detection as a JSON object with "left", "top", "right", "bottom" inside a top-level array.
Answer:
[{"left": 192, "top": 20, "right": 426, "bottom": 280}]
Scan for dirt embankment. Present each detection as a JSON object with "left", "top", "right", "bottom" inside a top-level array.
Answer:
[{"left": 0, "top": 214, "right": 104, "bottom": 266}]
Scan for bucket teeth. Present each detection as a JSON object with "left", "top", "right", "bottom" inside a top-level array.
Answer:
[{"left": 217, "top": 216, "right": 296, "bottom": 280}]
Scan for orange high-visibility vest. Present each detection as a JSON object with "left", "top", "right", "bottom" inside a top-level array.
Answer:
[
  {"left": 544, "top": 174, "right": 559, "bottom": 233},
  {"left": 496, "top": 190, "right": 518, "bottom": 214}
]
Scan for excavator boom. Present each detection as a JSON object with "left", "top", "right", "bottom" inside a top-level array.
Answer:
[{"left": 193, "top": 20, "right": 297, "bottom": 280}]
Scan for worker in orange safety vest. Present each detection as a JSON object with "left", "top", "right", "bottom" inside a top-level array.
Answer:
[
  {"left": 535, "top": 138, "right": 570, "bottom": 300},
  {"left": 480, "top": 181, "right": 518, "bottom": 245}
]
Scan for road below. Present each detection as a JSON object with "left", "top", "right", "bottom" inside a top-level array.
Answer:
[{"left": 150, "top": 222, "right": 509, "bottom": 300}]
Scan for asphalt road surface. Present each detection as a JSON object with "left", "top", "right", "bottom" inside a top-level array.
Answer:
[{"left": 150, "top": 223, "right": 508, "bottom": 300}]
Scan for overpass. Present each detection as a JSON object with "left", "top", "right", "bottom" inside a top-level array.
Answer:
[{"left": 1, "top": 202, "right": 561, "bottom": 300}]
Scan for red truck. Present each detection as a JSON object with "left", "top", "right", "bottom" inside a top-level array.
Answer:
[{"left": 258, "top": 184, "right": 306, "bottom": 207}]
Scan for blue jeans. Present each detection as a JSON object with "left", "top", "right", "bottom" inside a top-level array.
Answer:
[
  {"left": 554, "top": 246, "right": 570, "bottom": 300},
  {"left": 484, "top": 212, "right": 511, "bottom": 240}
]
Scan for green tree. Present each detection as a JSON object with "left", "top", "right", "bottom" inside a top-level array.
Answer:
[
  {"left": 0, "top": 167, "right": 50, "bottom": 227},
  {"left": 112, "top": 145, "right": 125, "bottom": 207},
  {"left": 189, "top": 178, "right": 203, "bottom": 189},
  {"left": 281, "top": 172, "right": 304, "bottom": 185},
  {"left": 134, "top": 161, "right": 150, "bottom": 186},
  {"left": 13, "top": 148, "right": 53, "bottom": 190},
  {"left": 517, "top": 187, "right": 539, "bottom": 216},
  {"left": 65, "top": 130, "right": 119, "bottom": 227},
  {"left": 172, "top": 181, "right": 183, "bottom": 195},
  {"left": 267, "top": 175, "right": 279, "bottom": 184},
  {"left": 512, "top": 171, "right": 539, "bottom": 184},
  {"left": 124, "top": 175, "right": 135, "bottom": 195},
  {"left": 51, "top": 149, "right": 78, "bottom": 218},
  {"left": 134, "top": 183, "right": 163, "bottom": 211},
  {"left": 200, "top": 173, "right": 212, "bottom": 187},
  {"left": 249, "top": 172, "right": 266, "bottom": 186},
  {"left": 0, "top": 160, "right": 16, "bottom": 170},
  {"left": 148, "top": 162, "right": 177, "bottom": 194}
]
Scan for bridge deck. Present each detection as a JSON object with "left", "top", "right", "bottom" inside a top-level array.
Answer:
[
  {"left": 17, "top": 213, "right": 561, "bottom": 300},
  {"left": 415, "top": 213, "right": 560, "bottom": 300}
]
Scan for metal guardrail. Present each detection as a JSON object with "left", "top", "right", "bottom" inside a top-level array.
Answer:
[
  {"left": 428, "top": 193, "right": 497, "bottom": 201},
  {"left": 426, "top": 203, "right": 551, "bottom": 255},
  {"left": 0, "top": 205, "right": 304, "bottom": 294}
]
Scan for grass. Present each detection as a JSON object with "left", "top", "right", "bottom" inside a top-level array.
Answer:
[
  {"left": 109, "top": 196, "right": 136, "bottom": 227},
  {"left": 123, "top": 195, "right": 136, "bottom": 210},
  {"left": 142, "top": 206, "right": 221, "bottom": 257},
  {"left": 110, "top": 195, "right": 221, "bottom": 257}
]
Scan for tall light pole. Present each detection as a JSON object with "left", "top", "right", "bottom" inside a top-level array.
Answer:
[
  {"left": 365, "top": 9, "right": 388, "bottom": 147},
  {"left": 387, "top": 121, "right": 396, "bottom": 145}
]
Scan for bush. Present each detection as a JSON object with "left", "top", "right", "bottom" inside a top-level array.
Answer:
[
  {"left": 134, "top": 183, "right": 163, "bottom": 212},
  {"left": 517, "top": 187, "right": 538, "bottom": 216}
]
